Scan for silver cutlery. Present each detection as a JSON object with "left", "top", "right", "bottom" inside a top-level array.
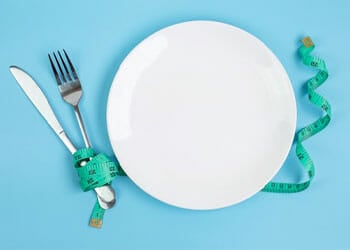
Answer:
[
  {"left": 48, "top": 50, "right": 116, "bottom": 207},
  {"left": 48, "top": 50, "right": 90, "bottom": 147},
  {"left": 9, "top": 66, "right": 114, "bottom": 209}
]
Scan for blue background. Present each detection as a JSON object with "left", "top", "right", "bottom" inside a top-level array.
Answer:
[{"left": 1, "top": 0, "right": 349, "bottom": 249}]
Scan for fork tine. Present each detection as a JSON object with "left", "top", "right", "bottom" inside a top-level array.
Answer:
[
  {"left": 58, "top": 50, "right": 72, "bottom": 81},
  {"left": 53, "top": 52, "right": 67, "bottom": 82},
  {"left": 48, "top": 54, "right": 62, "bottom": 85},
  {"left": 63, "top": 49, "right": 78, "bottom": 80}
]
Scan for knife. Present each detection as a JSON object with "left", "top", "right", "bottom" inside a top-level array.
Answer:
[
  {"left": 9, "top": 66, "right": 115, "bottom": 209},
  {"left": 10, "top": 66, "right": 77, "bottom": 153}
]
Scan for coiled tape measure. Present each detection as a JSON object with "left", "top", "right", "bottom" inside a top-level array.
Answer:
[{"left": 262, "top": 36, "right": 330, "bottom": 193}]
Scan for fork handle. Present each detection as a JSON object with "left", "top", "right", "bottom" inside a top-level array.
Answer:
[
  {"left": 73, "top": 105, "right": 116, "bottom": 208},
  {"left": 74, "top": 105, "right": 91, "bottom": 148}
]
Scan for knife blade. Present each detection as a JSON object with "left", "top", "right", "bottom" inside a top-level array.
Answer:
[{"left": 9, "top": 66, "right": 76, "bottom": 153}]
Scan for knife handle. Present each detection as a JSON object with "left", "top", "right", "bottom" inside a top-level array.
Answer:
[{"left": 58, "top": 130, "right": 77, "bottom": 154}]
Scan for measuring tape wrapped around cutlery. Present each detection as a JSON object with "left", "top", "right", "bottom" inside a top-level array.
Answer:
[
  {"left": 9, "top": 65, "right": 126, "bottom": 228},
  {"left": 9, "top": 36, "right": 330, "bottom": 229}
]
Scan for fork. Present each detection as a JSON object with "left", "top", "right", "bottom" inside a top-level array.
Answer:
[
  {"left": 49, "top": 50, "right": 91, "bottom": 147},
  {"left": 48, "top": 50, "right": 116, "bottom": 208}
]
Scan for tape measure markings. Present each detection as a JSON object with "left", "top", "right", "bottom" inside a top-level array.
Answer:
[
  {"left": 73, "top": 148, "right": 122, "bottom": 228},
  {"left": 262, "top": 36, "right": 331, "bottom": 193}
]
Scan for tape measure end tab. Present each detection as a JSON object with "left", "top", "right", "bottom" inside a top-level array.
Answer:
[
  {"left": 302, "top": 36, "right": 314, "bottom": 48},
  {"left": 89, "top": 219, "right": 103, "bottom": 228}
]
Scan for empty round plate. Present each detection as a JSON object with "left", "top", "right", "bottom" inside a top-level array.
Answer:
[{"left": 106, "top": 21, "right": 296, "bottom": 209}]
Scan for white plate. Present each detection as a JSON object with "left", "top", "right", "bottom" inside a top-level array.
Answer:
[{"left": 107, "top": 21, "right": 296, "bottom": 209}]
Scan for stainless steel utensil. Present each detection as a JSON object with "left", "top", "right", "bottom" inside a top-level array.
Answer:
[
  {"left": 48, "top": 50, "right": 116, "bottom": 207},
  {"left": 48, "top": 50, "right": 90, "bottom": 147}
]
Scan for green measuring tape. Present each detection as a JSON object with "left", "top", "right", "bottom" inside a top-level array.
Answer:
[
  {"left": 262, "top": 36, "right": 331, "bottom": 193},
  {"left": 71, "top": 36, "right": 330, "bottom": 228},
  {"left": 73, "top": 148, "right": 125, "bottom": 228}
]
